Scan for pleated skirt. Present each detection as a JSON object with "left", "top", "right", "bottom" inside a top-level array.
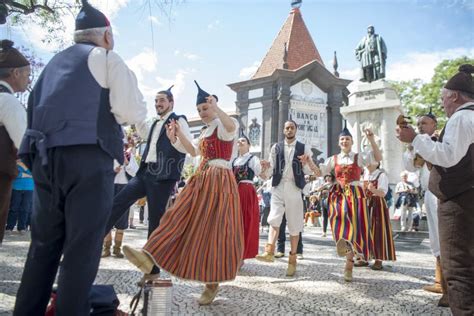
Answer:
[
  {"left": 328, "top": 184, "right": 374, "bottom": 260},
  {"left": 238, "top": 182, "right": 260, "bottom": 259},
  {"left": 143, "top": 165, "right": 244, "bottom": 283},
  {"left": 369, "top": 196, "right": 396, "bottom": 261}
]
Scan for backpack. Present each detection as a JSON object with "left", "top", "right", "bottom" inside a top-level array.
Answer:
[{"left": 385, "top": 186, "right": 393, "bottom": 204}]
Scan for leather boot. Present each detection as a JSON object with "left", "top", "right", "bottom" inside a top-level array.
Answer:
[
  {"left": 438, "top": 258, "right": 449, "bottom": 307},
  {"left": 286, "top": 252, "right": 297, "bottom": 277},
  {"left": 113, "top": 230, "right": 125, "bottom": 258},
  {"left": 256, "top": 243, "right": 275, "bottom": 262},
  {"left": 123, "top": 246, "right": 155, "bottom": 274},
  {"left": 423, "top": 256, "right": 443, "bottom": 294},
  {"left": 101, "top": 233, "right": 112, "bottom": 258},
  {"left": 198, "top": 284, "right": 219, "bottom": 305}
]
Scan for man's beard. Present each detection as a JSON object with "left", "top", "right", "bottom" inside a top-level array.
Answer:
[{"left": 286, "top": 135, "right": 295, "bottom": 140}]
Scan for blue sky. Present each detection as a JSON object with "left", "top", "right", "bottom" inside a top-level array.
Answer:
[{"left": 3, "top": 0, "right": 474, "bottom": 119}]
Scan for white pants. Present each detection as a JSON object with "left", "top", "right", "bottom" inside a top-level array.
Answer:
[
  {"left": 267, "top": 181, "right": 304, "bottom": 236},
  {"left": 425, "top": 190, "right": 440, "bottom": 257},
  {"left": 400, "top": 204, "right": 414, "bottom": 232}
]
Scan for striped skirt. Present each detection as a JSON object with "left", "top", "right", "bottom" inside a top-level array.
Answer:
[
  {"left": 368, "top": 196, "right": 396, "bottom": 261},
  {"left": 328, "top": 184, "right": 374, "bottom": 260},
  {"left": 143, "top": 165, "right": 244, "bottom": 283}
]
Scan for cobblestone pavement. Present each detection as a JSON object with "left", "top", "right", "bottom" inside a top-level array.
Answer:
[{"left": 1, "top": 217, "right": 451, "bottom": 315}]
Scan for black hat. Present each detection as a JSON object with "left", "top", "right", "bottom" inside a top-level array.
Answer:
[
  {"left": 75, "top": 0, "right": 110, "bottom": 31},
  {"left": 158, "top": 85, "right": 174, "bottom": 99},
  {"left": 444, "top": 64, "right": 474, "bottom": 95},
  {"left": 194, "top": 80, "right": 218, "bottom": 105},
  {"left": 238, "top": 128, "right": 250, "bottom": 144},
  {"left": 339, "top": 121, "right": 352, "bottom": 138},
  {"left": 0, "top": 40, "right": 30, "bottom": 69}
]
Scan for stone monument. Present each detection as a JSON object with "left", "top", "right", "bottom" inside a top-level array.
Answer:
[{"left": 340, "top": 27, "right": 403, "bottom": 184}]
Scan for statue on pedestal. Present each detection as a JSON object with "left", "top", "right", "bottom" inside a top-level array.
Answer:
[
  {"left": 248, "top": 117, "right": 261, "bottom": 147},
  {"left": 355, "top": 25, "right": 387, "bottom": 83}
]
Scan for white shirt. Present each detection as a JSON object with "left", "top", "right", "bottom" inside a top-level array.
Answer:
[
  {"left": 88, "top": 47, "right": 147, "bottom": 125},
  {"left": 233, "top": 152, "right": 262, "bottom": 177},
  {"left": 0, "top": 81, "right": 26, "bottom": 148},
  {"left": 136, "top": 112, "right": 191, "bottom": 163},
  {"left": 319, "top": 151, "right": 374, "bottom": 176},
  {"left": 403, "top": 149, "right": 430, "bottom": 190},
  {"left": 412, "top": 102, "right": 474, "bottom": 168},
  {"left": 363, "top": 169, "right": 389, "bottom": 195},
  {"left": 114, "top": 155, "right": 139, "bottom": 184},
  {"left": 264, "top": 139, "right": 313, "bottom": 181}
]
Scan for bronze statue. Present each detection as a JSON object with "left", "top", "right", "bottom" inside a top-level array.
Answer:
[{"left": 355, "top": 25, "right": 387, "bottom": 83}]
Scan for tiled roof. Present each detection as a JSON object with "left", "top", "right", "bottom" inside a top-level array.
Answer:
[{"left": 252, "top": 8, "right": 324, "bottom": 79}]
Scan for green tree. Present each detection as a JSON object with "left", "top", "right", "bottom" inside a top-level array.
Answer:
[{"left": 392, "top": 56, "right": 474, "bottom": 127}]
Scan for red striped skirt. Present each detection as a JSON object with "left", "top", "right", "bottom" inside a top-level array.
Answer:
[
  {"left": 368, "top": 196, "right": 396, "bottom": 261},
  {"left": 143, "top": 165, "right": 244, "bottom": 283},
  {"left": 238, "top": 182, "right": 260, "bottom": 259},
  {"left": 328, "top": 184, "right": 374, "bottom": 260}
]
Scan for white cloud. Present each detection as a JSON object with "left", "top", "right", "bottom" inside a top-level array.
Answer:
[
  {"left": 148, "top": 16, "right": 161, "bottom": 26},
  {"left": 174, "top": 50, "right": 200, "bottom": 61},
  {"left": 126, "top": 48, "right": 158, "bottom": 83},
  {"left": 386, "top": 48, "right": 474, "bottom": 82},
  {"left": 207, "top": 20, "right": 221, "bottom": 30},
  {"left": 239, "top": 61, "right": 260, "bottom": 79}
]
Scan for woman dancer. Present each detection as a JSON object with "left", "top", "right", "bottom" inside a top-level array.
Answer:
[
  {"left": 232, "top": 135, "right": 262, "bottom": 265},
  {"left": 123, "top": 81, "right": 244, "bottom": 305},
  {"left": 314, "top": 126, "right": 382, "bottom": 282}
]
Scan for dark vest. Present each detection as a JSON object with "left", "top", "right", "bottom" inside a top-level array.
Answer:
[
  {"left": 139, "top": 113, "right": 187, "bottom": 181},
  {"left": 0, "top": 84, "right": 18, "bottom": 178},
  {"left": 272, "top": 141, "right": 306, "bottom": 190},
  {"left": 19, "top": 43, "right": 123, "bottom": 165},
  {"left": 428, "top": 104, "right": 474, "bottom": 201},
  {"left": 232, "top": 154, "right": 256, "bottom": 183}
]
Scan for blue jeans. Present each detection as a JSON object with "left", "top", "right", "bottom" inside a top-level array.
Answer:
[{"left": 6, "top": 190, "right": 33, "bottom": 231}]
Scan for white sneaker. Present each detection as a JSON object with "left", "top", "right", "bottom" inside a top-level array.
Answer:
[
  {"left": 297, "top": 254, "right": 304, "bottom": 260},
  {"left": 321, "top": 232, "right": 327, "bottom": 237}
]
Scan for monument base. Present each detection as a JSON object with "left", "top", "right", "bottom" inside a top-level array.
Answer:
[{"left": 340, "top": 79, "right": 405, "bottom": 184}]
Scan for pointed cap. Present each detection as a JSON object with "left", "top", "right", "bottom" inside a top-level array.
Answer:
[
  {"left": 445, "top": 64, "right": 474, "bottom": 94},
  {"left": 0, "top": 40, "right": 29, "bottom": 68},
  {"left": 75, "top": 0, "right": 110, "bottom": 31},
  {"left": 194, "top": 80, "right": 218, "bottom": 106},
  {"left": 421, "top": 106, "right": 437, "bottom": 122},
  {"left": 158, "top": 85, "right": 174, "bottom": 100},
  {"left": 339, "top": 121, "right": 352, "bottom": 138}
]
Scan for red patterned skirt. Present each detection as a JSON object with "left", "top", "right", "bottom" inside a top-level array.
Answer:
[
  {"left": 143, "top": 165, "right": 244, "bottom": 283},
  {"left": 368, "top": 196, "right": 396, "bottom": 261},
  {"left": 238, "top": 182, "right": 260, "bottom": 259},
  {"left": 328, "top": 184, "right": 374, "bottom": 261}
]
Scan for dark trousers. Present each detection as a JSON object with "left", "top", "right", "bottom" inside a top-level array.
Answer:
[
  {"left": 6, "top": 190, "right": 33, "bottom": 231},
  {"left": 321, "top": 198, "right": 329, "bottom": 233},
  {"left": 112, "top": 184, "right": 129, "bottom": 230},
  {"left": 0, "top": 172, "right": 13, "bottom": 244},
  {"left": 438, "top": 188, "right": 474, "bottom": 316},
  {"left": 277, "top": 214, "right": 303, "bottom": 254},
  {"left": 106, "top": 171, "right": 176, "bottom": 238},
  {"left": 14, "top": 145, "right": 114, "bottom": 316}
]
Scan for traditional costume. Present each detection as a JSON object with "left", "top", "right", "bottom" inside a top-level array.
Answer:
[
  {"left": 413, "top": 64, "right": 474, "bottom": 314},
  {"left": 0, "top": 40, "right": 29, "bottom": 243},
  {"left": 14, "top": 2, "right": 147, "bottom": 315},
  {"left": 232, "top": 144, "right": 261, "bottom": 260},
  {"left": 363, "top": 168, "right": 396, "bottom": 263},
  {"left": 125, "top": 81, "right": 244, "bottom": 289},
  {"left": 319, "top": 127, "right": 375, "bottom": 264}
]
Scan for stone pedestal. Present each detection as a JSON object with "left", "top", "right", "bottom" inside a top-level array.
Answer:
[{"left": 340, "top": 79, "right": 404, "bottom": 184}]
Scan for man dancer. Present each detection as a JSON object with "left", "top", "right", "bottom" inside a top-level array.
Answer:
[
  {"left": 256, "top": 120, "right": 316, "bottom": 276},
  {"left": 398, "top": 64, "right": 474, "bottom": 315},
  {"left": 0, "top": 40, "right": 29, "bottom": 244},
  {"left": 403, "top": 110, "right": 445, "bottom": 300},
  {"left": 105, "top": 86, "right": 191, "bottom": 278},
  {"left": 14, "top": 1, "right": 147, "bottom": 315}
]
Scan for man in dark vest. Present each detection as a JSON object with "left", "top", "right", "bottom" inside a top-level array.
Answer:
[
  {"left": 0, "top": 40, "right": 30, "bottom": 244},
  {"left": 398, "top": 64, "right": 474, "bottom": 315},
  {"left": 104, "top": 85, "right": 191, "bottom": 280},
  {"left": 256, "top": 120, "right": 316, "bottom": 277},
  {"left": 14, "top": 1, "right": 147, "bottom": 315}
]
